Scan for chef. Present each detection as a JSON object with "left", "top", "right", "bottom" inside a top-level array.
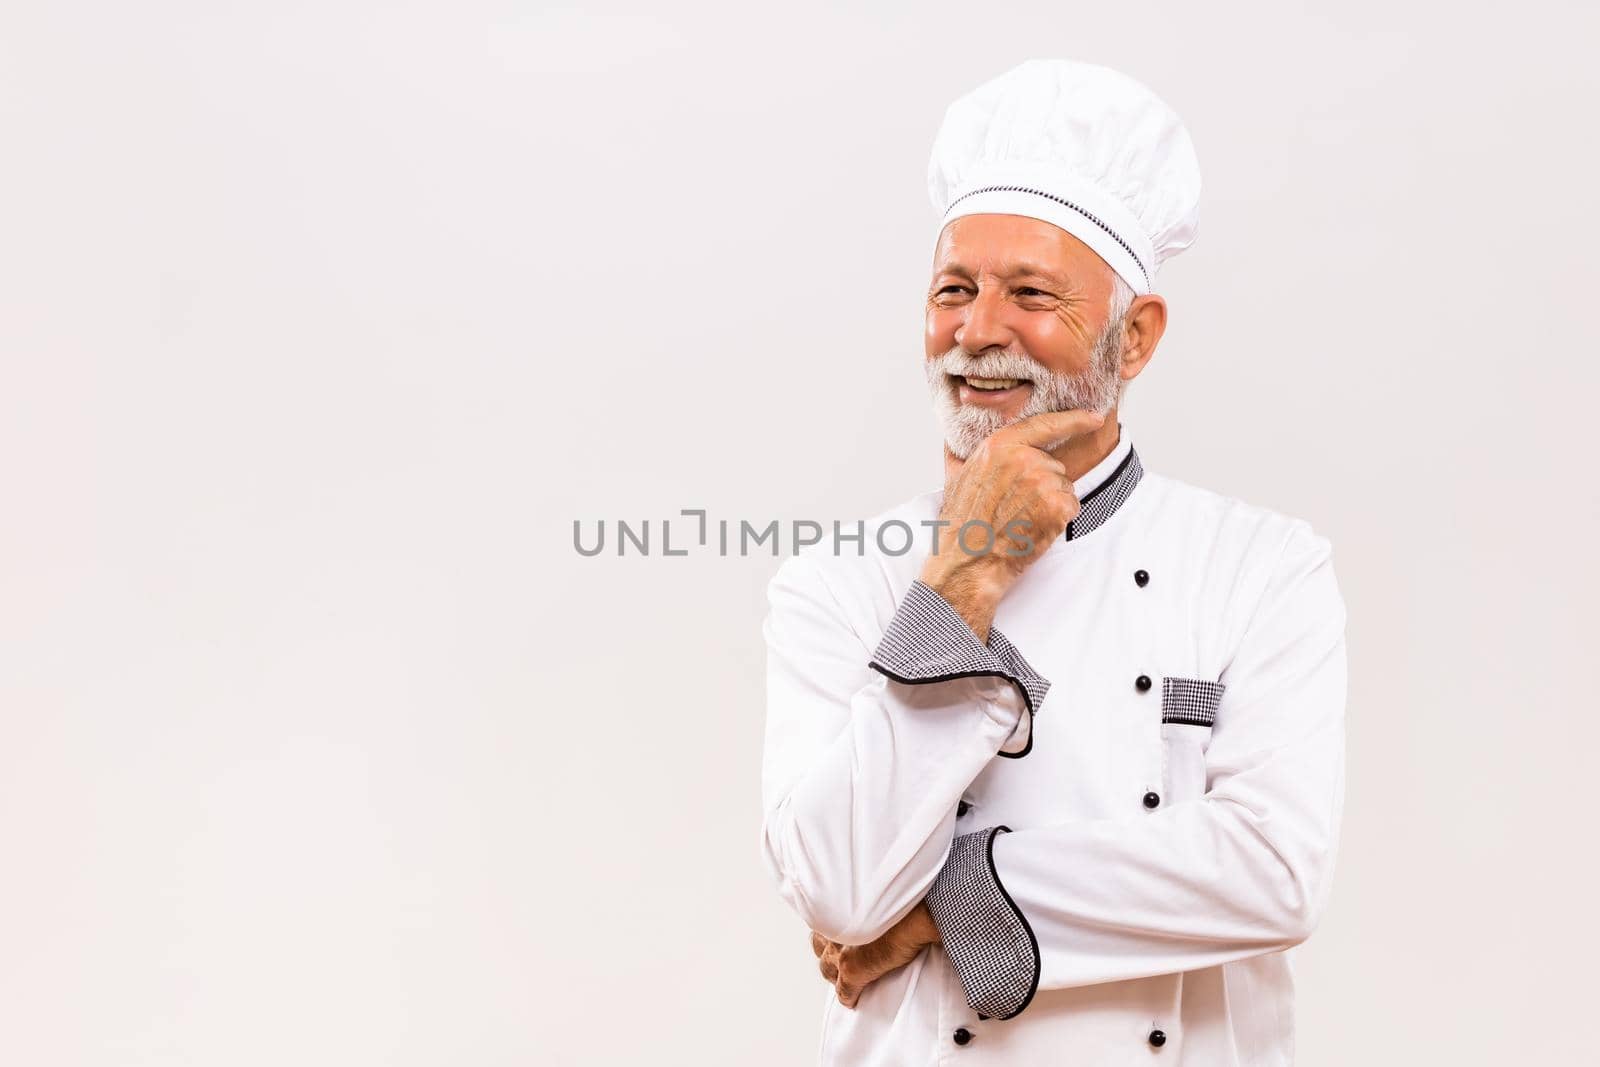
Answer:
[{"left": 758, "top": 59, "right": 1348, "bottom": 1065}]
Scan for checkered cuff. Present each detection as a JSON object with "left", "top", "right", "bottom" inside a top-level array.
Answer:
[
  {"left": 867, "top": 581, "right": 1051, "bottom": 727},
  {"left": 926, "top": 825, "right": 1040, "bottom": 1021}
]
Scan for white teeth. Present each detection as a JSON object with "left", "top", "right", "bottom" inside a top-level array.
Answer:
[{"left": 963, "top": 376, "right": 1022, "bottom": 391}]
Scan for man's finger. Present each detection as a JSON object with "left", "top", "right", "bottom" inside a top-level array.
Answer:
[{"left": 1001, "top": 408, "right": 1106, "bottom": 451}]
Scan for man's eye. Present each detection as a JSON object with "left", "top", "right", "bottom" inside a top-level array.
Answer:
[
  {"left": 936, "top": 285, "right": 967, "bottom": 296},
  {"left": 1017, "top": 287, "right": 1049, "bottom": 297}
]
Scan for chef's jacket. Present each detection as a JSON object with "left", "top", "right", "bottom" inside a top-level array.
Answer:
[{"left": 758, "top": 424, "right": 1348, "bottom": 1065}]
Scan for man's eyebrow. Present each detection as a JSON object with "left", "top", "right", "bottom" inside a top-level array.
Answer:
[{"left": 933, "top": 262, "right": 1074, "bottom": 287}]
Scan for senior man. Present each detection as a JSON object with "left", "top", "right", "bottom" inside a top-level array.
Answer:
[{"left": 757, "top": 59, "right": 1348, "bottom": 1065}]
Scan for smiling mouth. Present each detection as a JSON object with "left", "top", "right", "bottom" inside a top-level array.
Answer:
[{"left": 954, "top": 374, "right": 1031, "bottom": 391}]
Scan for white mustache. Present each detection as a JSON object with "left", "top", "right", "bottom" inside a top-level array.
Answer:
[{"left": 931, "top": 347, "right": 1052, "bottom": 383}]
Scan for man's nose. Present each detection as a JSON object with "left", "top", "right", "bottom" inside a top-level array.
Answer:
[{"left": 953, "top": 286, "right": 1015, "bottom": 353}]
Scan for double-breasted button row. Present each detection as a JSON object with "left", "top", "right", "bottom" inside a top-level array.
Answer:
[
  {"left": 1149, "top": 1028, "right": 1167, "bottom": 1047},
  {"left": 953, "top": 1027, "right": 972, "bottom": 1046},
  {"left": 1133, "top": 567, "right": 1158, "bottom": 811}
]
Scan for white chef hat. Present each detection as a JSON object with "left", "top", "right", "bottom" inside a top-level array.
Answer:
[{"left": 927, "top": 59, "right": 1202, "bottom": 296}]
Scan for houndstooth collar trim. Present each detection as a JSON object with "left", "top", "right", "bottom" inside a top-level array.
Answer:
[{"left": 1065, "top": 444, "right": 1144, "bottom": 541}]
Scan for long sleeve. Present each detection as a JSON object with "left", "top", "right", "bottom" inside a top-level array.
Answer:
[
  {"left": 758, "top": 556, "right": 1051, "bottom": 947},
  {"left": 925, "top": 521, "right": 1348, "bottom": 1020}
]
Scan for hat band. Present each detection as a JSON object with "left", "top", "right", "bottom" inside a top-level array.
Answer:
[{"left": 943, "top": 184, "right": 1152, "bottom": 293}]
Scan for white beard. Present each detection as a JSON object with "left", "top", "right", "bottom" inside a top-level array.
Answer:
[{"left": 925, "top": 311, "right": 1127, "bottom": 460}]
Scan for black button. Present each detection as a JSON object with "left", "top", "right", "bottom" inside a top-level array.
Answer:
[
  {"left": 957, "top": 800, "right": 971, "bottom": 816},
  {"left": 1149, "top": 1028, "right": 1167, "bottom": 1047},
  {"left": 1134, "top": 569, "right": 1149, "bottom": 587},
  {"left": 1136, "top": 674, "right": 1152, "bottom": 692},
  {"left": 1143, "top": 791, "right": 1161, "bottom": 809},
  {"left": 953, "top": 1027, "right": 972, "bottom": 1046}
]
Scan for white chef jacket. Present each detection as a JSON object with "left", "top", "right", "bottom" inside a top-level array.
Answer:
[{"left": 758, "top": 424, "right": 1348, "bottom": 1065}]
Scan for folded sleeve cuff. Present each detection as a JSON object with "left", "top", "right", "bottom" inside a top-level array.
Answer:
[
  {"left": 925, "top": 825, "right": 1041, "bottom": 1021},
  {"left": 866, "top": 580, "right": 1051, "bottom": 719}
]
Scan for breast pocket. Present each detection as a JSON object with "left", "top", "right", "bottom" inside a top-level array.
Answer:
[{"left": 1160, "top": 676, "right": 1225, "bottom": 802}]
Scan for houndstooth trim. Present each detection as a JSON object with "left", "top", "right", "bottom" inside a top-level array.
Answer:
[
  {"left": 1161, "top": 676, "right": 1226, "bottom": 726},
  {"left": 868, "top": 582, "right": 1050, "bottom": 758},
  {"left": 925, "top": 825, "right": 1040, "bottom": 1021},
  {"left": 1066, "top": 445, "right": 1144, "bottom": 541}
]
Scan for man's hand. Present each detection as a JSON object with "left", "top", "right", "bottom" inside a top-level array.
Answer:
[
  {"left": 810, "top": 900, "right": 942, "bottom": 1009},
  {"left": 921, "top": 408, "right": 1105, "bottom": 640}
]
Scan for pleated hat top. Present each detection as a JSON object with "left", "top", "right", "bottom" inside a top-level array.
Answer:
[{"left": 928, "top": 59, "right": 1203, "bottom": 295}]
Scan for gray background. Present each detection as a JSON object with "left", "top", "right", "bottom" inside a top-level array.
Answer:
[{"left": 2, "top": 1, "right": 1596, "bottom": 1064}]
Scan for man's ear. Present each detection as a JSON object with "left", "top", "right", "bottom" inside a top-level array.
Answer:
[{"left": 1120, "top": 293, "right": 1168, "bottom": 381}]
